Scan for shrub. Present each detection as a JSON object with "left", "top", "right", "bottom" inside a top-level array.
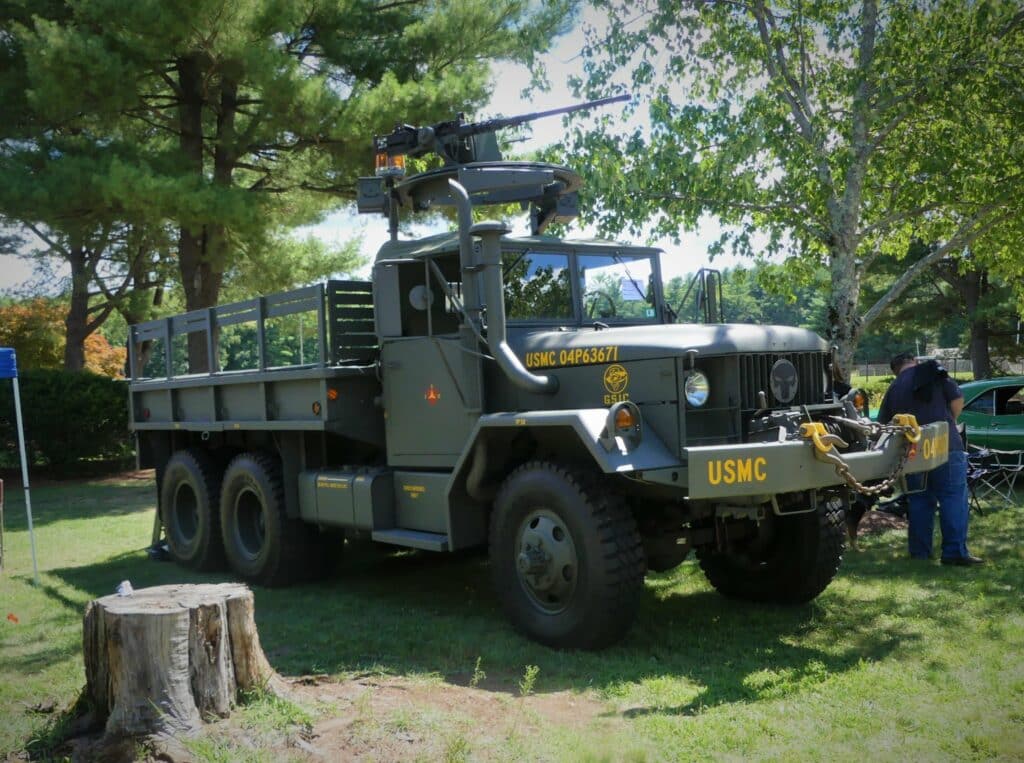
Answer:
[{"left": 0, "top": 369, "right": 130, "bottom": 469}]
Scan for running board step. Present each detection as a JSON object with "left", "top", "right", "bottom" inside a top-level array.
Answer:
[{"left": 371, "top": 529, "right": 450, "bottom": 552}]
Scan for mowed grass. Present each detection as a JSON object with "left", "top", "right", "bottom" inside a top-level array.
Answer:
[{"left": 1, "top": 473, "right": 1023, "bottom": 760}]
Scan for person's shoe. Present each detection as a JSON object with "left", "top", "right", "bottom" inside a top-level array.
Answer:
[{"left": 940, "top": 555, "right": 985, "bottom": 566}]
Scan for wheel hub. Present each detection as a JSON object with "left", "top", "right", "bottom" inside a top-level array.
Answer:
[{"left": 515, "top": 509, "right": 578, "bottom": 614}]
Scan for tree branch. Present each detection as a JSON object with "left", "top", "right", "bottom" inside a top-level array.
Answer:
[{"left": 860, "top": 206, "right": 1009, "bottom": 331}]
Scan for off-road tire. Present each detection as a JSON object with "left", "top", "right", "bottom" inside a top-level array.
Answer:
[
  {"left": 161, "top": 448, "right": 225, "bottom": 571},
  {"left": 220, "top": 452, "right": 329, "bottom": 586},
  {"left": 489, "top": 461, "right": 645, "bottom": 649},
  {"left": 696, "top": 500, "right": 845, "bottom": 603}
]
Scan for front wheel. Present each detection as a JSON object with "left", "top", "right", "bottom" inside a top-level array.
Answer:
[
  {"left": 489, "top": 462, "right": 645, "bottom": 649},
  {"left": 696, "top": 499, "right": 845, "bottom": 603}
]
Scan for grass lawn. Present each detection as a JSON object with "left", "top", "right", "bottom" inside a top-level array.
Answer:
[{"left": 1, "top": 473, "right": 1023, "bottom": 761}]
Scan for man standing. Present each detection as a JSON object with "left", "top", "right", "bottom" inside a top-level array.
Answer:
[{"left": 878, "top": 352, "right": 983, "bottom": 566}]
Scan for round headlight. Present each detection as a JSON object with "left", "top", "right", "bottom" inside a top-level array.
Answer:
[{"left": 685, "top": 371, "right": 710, "bottom": 407}]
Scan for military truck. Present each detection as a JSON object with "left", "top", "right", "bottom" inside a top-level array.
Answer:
[{"left": 128, "top": 97, "right": 949, "bottom": 649}]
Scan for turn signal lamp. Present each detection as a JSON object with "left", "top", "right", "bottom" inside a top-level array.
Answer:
[
  {"left": 853, "top": 390, "right": 867, "bottom": 413},
  {"left": 601, "top": 401, "right": 643, "bottom": 452},
  {"left": 614, "top": 407, "right": 635, "bottom": 431},
  {"left": 375, "top": 152, "right": 406, "bottom": 178}
]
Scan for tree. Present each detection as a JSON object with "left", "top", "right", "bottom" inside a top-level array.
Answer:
[
  {"left": 0, "top": 297, "right": 126, "bottom": 375},
  {"left": 16, "top": 0, "right": 573, "bottom": 370},
  {"left": 0, "top": 138, "right": 173, "bottom": 371},
  {"left": 569, "top": 0, "right": 1024, "bottom": 381},
  {"left": 860, "top": 240, "right": 1022, "bottom": 378}
]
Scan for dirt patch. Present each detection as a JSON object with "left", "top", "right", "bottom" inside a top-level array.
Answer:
[
  {"left": 857, "top": 510, "right": 908, "bottom": 535},
  {"left": 285, "top": 674, "right": 615, "bottom": 761}
]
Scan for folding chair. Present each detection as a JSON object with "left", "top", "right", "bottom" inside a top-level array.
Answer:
[
  {"left": 966, "top": 448, "right": 996, "bottom": 514},
  {"left": 966, "top": 447, "right": 1022, "bottom": 510},
  {"left": 987, "top": 448, "right": 1024, "bottom": 504}
]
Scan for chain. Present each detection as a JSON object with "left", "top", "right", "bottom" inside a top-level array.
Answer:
[
  {"left": 829, "top": 437, "right": 912, "bottom": 496},
  {"left": 803, "top": 418, "right": 922, "bottom": 497}
]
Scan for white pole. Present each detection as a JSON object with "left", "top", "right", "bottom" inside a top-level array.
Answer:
[{"left": 11, "top": 377, "right": 39, "bottom": 586}]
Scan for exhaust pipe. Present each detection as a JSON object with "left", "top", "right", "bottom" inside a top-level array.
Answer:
[{"left": 449, "top": 179, "right": 557, "bottom": 394}]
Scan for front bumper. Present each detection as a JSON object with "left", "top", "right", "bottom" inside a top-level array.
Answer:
[{"left": 642, "top": 421, "right": 950, "bottom": 499}]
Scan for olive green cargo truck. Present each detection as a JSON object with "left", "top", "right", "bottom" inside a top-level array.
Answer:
[{"left": 128, "top": 101, "right": 947, "bottom": 648}]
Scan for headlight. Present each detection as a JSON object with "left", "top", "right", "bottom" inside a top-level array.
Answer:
[{"left": 685, "top": 371, "right": 710, "bottom": 407}]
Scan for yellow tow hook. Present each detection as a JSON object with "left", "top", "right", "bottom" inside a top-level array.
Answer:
[
  {"left": 890, "top": 413, "right": 922, "bottom": 443},
  {"left": 799, "top": 422, "right": 849, "bottom": 456}
]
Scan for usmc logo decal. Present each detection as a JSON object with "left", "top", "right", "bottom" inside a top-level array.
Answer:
[{"left": 603, "top": 364, "right": 629, "bottom": 404}]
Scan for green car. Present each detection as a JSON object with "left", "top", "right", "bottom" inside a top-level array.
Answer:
[{"left": 958, "top": 376, "right": 1024, "bottom": 450}]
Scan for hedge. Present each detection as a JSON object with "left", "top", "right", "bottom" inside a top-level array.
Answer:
[{"left": 0, "top": 369, "right": 131, "bottom": 469}]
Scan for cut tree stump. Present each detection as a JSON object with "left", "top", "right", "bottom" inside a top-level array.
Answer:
[{"left": 83, "top": 583, "right": 283, "bottom": 739}]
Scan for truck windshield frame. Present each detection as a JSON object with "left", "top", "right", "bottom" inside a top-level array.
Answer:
[{"left": 501, "top": 247, "right": 663, "bottom": 327}]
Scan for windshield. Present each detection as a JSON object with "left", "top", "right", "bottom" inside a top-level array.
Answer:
[
  {"left": 578, "top": 253, "right": 656, "bottom": 321},
  {"left": 502, "top": 251, "right": 573, "bottom": 320},
  {"left": 500, "top": 248, "right": 660, "bottom": 324}
]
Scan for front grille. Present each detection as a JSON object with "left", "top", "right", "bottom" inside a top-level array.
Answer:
[{"left": 739, "top": 352, "right": 828, "bottom": 409}]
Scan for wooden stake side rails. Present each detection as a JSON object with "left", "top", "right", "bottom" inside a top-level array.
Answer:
[{"left": 82, "top": 583, "right": 283, "bottom": 740}]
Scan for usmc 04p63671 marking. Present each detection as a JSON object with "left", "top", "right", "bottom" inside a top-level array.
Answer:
[{"left": 525, "top": 345, "right": 620, "bottom": 369}]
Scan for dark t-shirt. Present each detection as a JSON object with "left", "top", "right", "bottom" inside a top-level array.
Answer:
[{"left": 878, "top": 363, "right": 963, "bottom": 452}]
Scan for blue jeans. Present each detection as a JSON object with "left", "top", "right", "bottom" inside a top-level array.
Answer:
[{"left": 905, "top": 450, "right": 970, "bottom": 560}]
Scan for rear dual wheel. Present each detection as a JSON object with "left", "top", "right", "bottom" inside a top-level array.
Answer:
[
  {"left": 161, "top": 449, "right": 225, "bottom": 571},
  {"left": 220, "top": 452, "right": 330, "bottom": 586}
]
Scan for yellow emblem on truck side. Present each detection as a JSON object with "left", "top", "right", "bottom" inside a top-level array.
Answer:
[
  {"left": 603, "top": 364, "right": 629, "bottom": 404},
  {"left": 707, "top": 457, "right": 768, "bottom": 485}
]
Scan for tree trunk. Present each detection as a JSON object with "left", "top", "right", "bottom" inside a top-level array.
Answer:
[
  {"left": 177, "top": 55, "right": 222, "bottom": 373},
  {"left": 64, "top": 245, "right": 90, "bottom": 372},
  {"left": 963, "top": 270, "right": 992, "bottom": 379},
  {"left": 826, "top": 245, "right": 863, "bottom": 385},
  {"left": 83, "top": 583, "right": 282, "bottom": 740}
]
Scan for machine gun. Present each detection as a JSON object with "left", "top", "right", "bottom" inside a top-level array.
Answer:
[{"left": 374, "top": 93, "right": 630, "bottom": 166}]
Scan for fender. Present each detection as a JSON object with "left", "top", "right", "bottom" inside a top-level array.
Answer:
[{"left": 443, "top": 409, "right": 680, "bottom": 549}]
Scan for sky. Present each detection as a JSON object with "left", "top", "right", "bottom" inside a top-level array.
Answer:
[{"left": 0, "top": 9, "right": 741, "bottom": 294}]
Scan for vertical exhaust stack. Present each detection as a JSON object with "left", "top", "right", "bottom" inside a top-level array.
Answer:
[{"left": 448, "top": 179, "right": 558, "bottom": 394}]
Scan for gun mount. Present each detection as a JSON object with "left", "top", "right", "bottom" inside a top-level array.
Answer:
[{"left": 358, "top": 94, "right": 630, "bottom": 238}]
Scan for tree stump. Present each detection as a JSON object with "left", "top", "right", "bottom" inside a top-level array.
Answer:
[{"left": 83, "top": 583, "right": 282, "bottom": 739}]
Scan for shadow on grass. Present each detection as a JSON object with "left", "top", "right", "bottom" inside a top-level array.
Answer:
[
  {"left": 0, "top": 479, "right": 155, "bottom": 528},
  {"left": 41, "top": 538, "right": 1022, "bottom": 721},
  {"left": 32, "top": 499, "right": 1022, "bottom": 721}
]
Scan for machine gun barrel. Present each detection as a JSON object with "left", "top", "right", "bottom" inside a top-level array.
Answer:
[
  {"left": 374, "top": 93, "right": 631, "bottom": 160},
  {"left": 461, "top": 93, "right": 631, "bottom": 139}
]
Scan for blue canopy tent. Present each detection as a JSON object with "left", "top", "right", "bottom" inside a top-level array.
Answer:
[{"left": 0, "top": 348, "right": 39, "bottom": 585}]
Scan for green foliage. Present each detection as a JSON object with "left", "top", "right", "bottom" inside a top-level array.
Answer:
[
  {"left": 219, "top": 234, "right": 365, "bottom": 303},
  {"left": 0, "top": 369, "right": 130, "bottom": 468},
  {"left": 518, "top": 664, "right": 539, "bottom": 697},
  {"left": 3, "top": 0, "right": 576, "bottom": 318},
  {"left": 567, "top": 0, "right": 1024, "bottom": 374},
  {"left": 665, "top": 263, "right": 829, "bottom": 333}
]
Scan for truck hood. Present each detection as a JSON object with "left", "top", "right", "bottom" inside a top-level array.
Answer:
[{"left": 509, "top": 323, "right": 828, "bottom": 362}]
